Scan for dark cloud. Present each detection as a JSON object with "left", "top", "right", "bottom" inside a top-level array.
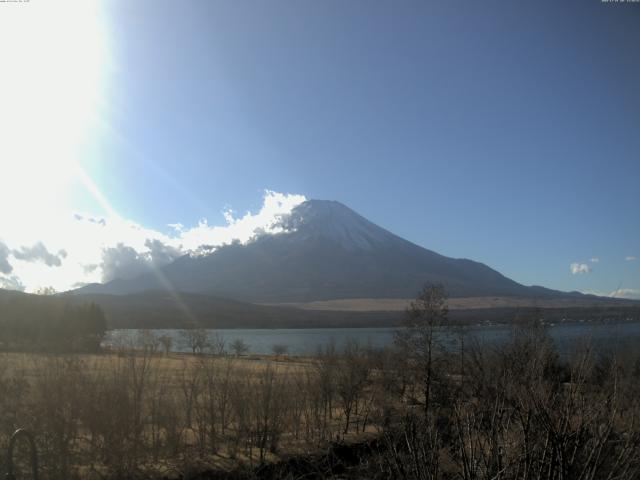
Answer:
[
  {"left": 0, "top": 241, "right": 12, "bottom": 274},
  {"left": 145, "top": 238, "right": 181, "bottom": 265},
  {"left": 101, "top": 244, "right": 146, "bottom": 282},
  {"left": 101, "top": 240, "right": 181, "bottom": 282},
  {"left": 12, "top": 242, "right": 65, "bottom": 267}
]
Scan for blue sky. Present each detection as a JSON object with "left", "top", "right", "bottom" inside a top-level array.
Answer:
[{"left": 0, "top": 0, "right": 638, "bottom": 296}]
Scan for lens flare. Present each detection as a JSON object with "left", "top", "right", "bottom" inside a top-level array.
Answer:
[{"left": 0, "top": 0, "right": 109, "bottom": 222}]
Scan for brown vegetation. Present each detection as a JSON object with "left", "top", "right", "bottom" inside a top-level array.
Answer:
[
  {"left": 0, "top": 287, "right": 639, "bottom": 479},
  {"left": 0, "top": 345, "right": 385, "bottom": 479}
]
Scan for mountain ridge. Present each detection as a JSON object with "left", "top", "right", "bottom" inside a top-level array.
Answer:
[{"left": 73, "top": 199, "right": 586, "bottom": 302}]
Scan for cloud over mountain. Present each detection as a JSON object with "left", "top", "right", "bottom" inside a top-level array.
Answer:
[
  {"left": 100, "top": 239, "right": 182, "bottom": 282},
  {"left": 0, "top": 190, "right": 306, "bottom": 292},
  {"left": 0, "top": 275, "right": 24, "bottom": 292},
  {"left": 178, "top": 191, "right": 306, "bottom": 252},
  {"left": 611, "top": 288, "right": 640, "bottom": 300},
  {"left": 77, "top": 199, "right": 567, "bottom": 301}
]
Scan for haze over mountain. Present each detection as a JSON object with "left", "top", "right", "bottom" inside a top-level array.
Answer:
[{"left": 74, "top": 200, "right": 581, "bottom": 302}]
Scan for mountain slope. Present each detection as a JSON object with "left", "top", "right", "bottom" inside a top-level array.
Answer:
[{"left": 75, "top": 200, "right": 576, "bottom": 302}]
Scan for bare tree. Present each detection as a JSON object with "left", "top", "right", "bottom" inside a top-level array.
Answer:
[
  {"left": 395, "top": 283, "right": 448, "bottom": 416},
  {"left": 336, "top": 340, "right": 371, "bottom": 434},
  {"left": 158, "top": 334, "right": 173, "bottom": 356},
  {"left": 209, "top": 332, "right": 226, "bottom": 356},
  {"left": 253, "top": 366, "right": 287, "bottom": 460},
  {"left": 231, "top": 338, "right": 249, "bottom": 357},
  {"left": 314, "top": 341, "right": 338, "bottom": 440},
  {"left": 136, "top": 329, "right": 159, "bottom": 355},
  {"left": 180, "top": 328, "right": 209, "bottom": 355}
]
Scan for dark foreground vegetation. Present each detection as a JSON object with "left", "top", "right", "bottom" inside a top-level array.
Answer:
[
  {"left": 0, "top": 285, "right": 639, "bottom": 479},
  {"left": 0, "top": 293, "right": 107, "bottom": 352}
]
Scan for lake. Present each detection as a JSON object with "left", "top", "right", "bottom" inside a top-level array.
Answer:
[{"left": 104, "top": 321, "right": 640, "bottom": 356}]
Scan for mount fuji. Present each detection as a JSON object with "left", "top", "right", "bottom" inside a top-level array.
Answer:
[{"left": 74, "top": 200, "right": 575, "bottom": 302}]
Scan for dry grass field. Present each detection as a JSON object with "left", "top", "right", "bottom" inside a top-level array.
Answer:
[
  {"left": 2, "top": 316, "right": 640, "bottom": 479},
  {"left": 271, "top": 295, "right": 640, "bottom": 312},
  {"left": 0, "top": 345, "right": 387, "bottom": 479}
]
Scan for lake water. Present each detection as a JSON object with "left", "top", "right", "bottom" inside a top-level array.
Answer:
[{"left": 104, "top": 321, "right": 640, "bottom": 356}]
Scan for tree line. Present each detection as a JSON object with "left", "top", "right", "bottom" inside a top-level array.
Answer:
[{"left": 0, "top": 294, "right": 107, "bottom": 352}]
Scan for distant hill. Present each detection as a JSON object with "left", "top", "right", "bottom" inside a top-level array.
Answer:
[
  {"left": 74, "top": 200, "right": 587, "bottom": 302},
  {"left": 2, "top": 288, "right": 638, "bottom": 330},
  {"left": 63, "top": 291, "right": 401, "bottom": 329},
  {"left": 273, "top": 296, "right": 640, "bottom": 312},
  {"left": 0, "top": 288, "right": 400, "bottom": 329}
]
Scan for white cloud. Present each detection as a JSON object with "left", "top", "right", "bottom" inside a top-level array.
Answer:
[
  {"left": 0, "top": 275, "right": 25, "bottom": 292},
  {"left": 570, "top": 262, "right": 591, "bottom": 275},
  {"left": 179, "top": 190, "right": 306, "bottom": 252},
  {"left": 626, "top": 256, "right": 637, "bottom": 261},
  {"left": 589, "top": 257, "right": 599, "bottom": 263},
  {"left": 0, "top": 190, "right": 306, "bottom": 293},
  {"left": 609, "top": 288, "right": 640, "bottom": 300}
]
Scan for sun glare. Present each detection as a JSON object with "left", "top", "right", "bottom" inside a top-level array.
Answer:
[{"left": 0, "top": 0, "right": 108, "bottom": 222}]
